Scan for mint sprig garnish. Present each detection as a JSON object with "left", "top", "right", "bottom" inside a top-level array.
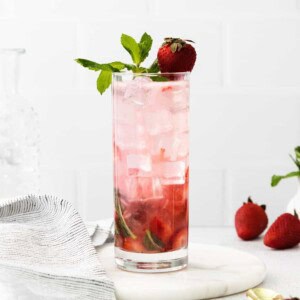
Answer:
[
  {"left": 271, "top": 146, "right": 300, "bottom": 187},
  {"left": 75, "top": 32, "right": 157, "bottom": 95}
]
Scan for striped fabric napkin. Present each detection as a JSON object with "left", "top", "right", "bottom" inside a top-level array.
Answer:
[{"left": 0, "top": 195, "right": 115, "bottom": 300}]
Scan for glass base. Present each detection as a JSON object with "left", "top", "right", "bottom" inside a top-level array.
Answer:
[{"left": 115, "top": 247, "right": 188, "bottom": 273}]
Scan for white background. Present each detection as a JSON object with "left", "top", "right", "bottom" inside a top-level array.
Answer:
[{"left": 0, "top": 0, "right": 299, "bottom": 226}]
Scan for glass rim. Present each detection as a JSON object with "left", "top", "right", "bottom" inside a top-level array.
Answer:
[
  {"left": 112, "top": 71, "right": 190, "bottom": 77},
  {"left": 0, "top": 48, "right": 26, "bottom": 54}
]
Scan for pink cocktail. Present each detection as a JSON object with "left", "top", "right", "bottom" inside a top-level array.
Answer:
[{"left": 113, "top": 72, "right": 189, "bottom": 272}]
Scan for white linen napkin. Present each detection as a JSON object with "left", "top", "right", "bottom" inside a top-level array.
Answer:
[{"left": 0, "top": 195, "right": 115, "bottom": 300}]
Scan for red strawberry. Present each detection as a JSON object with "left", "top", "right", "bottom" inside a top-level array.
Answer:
[
  {"left": 235, "top": 197, "right": 268, "bottom": 240},
  {"left": 149, "top": 216, "right": 173, "bottom": 245},
  {"left": 123, "top": 237, "right": 145, "bottom": 253},
  {"left": 172, "top": 228, "right": 188, "bottom": 250},
  {"left": 157, "top": 38, "right": 197, "bottom": 73},
  {"left": 264, "top": 212, "right": 300, "bottom": 250}
]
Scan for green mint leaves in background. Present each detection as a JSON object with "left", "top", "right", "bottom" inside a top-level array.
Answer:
[
  {"left": 75, "top": 32, "right": 156, "bottom": 95},
  {"left": 271, "top": 146, "right": 300, "bottom": 187},
  {"left": 271, "top": 171, "right": 300, "bottom": 187}
]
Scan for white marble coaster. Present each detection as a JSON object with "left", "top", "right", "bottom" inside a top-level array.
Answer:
[{"left": 98, "top": 243, "right": 266, "bottom": 300}]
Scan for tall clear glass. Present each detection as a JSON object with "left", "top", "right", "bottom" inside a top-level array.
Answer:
[
  {"left": 0, "top": 49, "right": 39, "bottom": 199},
  {"left": 112, "top": 72, "right": 189, "bottom": 272}
]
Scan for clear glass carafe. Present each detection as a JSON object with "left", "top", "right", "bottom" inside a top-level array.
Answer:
[{"left": 0, "top": 49, "right": 39, "bottom": 199}]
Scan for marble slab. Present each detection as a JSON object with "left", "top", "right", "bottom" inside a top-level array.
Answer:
[{"left": 98, "top": 243, "right": 267, "bottom": 300}]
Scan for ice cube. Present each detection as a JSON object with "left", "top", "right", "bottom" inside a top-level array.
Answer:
[
  {"left": 127, "top": 154, "right": 152, "bottom": 176},
  {"left": 139, "top": 177, "right": 163, "bottom": 200},
  {"left": 161, "top": 161, "right": 186, "bottom": 185},
  {"left": 144, "top": 109, "right": 173, "bottom": 136},
  {"left": 172, "top": 109, "right": 189, "bottom": 133},
  {"left": 113, "top": 81, "right": 126, "bottom": 99},
  {"left": 171, "top": 89, "right": 189, "bottom": 111},
  {"left": 150, "top": 133, "right": 178, "bottom": 161},
  {"left": 151, "top": 132, "right": 189, "bottom": 161},
  {"left": 124, "top": 177, "right": 163, "bottom": 200},
  {"left": 124, "top": 77, "right": 151, "bottom": 106},
  {"left": 115, "top": 123, "right": 147, "bottom": 150},
  {"left": 114, "top": 100, "right": 137, "bottom": 125},
  {"left": 160, "top": 81, "right": 189, "bottom": 112}
]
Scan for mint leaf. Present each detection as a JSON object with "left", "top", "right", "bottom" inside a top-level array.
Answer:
[
  {"left": 75, "top": 58, "right": 107, "bottom": 71},
  {"left": 75, "top": 59, "right": 127, "bottom": 72},
  {"left": 97, "top": 71, "right": 112, "bottom": 95},
  {"left": 271, "top": 171, "right": 300, "bottom": 187},
  {"left": 131, "top": 66, "right": 147, "bottom": 73},
  {"left": 151, "top": 75, "right": 169, "bottom": 82},
  {"left": 121, "top": 34, "right": 141, "bottom": 65},
  {"left": 139, "top": 32, "right": 153, "bottom": 63},
  {"left": 147, "top": 58, "right": 160, "bottom": 73},
  {"left": 108, "top": 61, "right": 125, "bottom": 71},
  {"left": 114, "top": 189, "right": 136, "bottom": 239},
  {"left": 143, "top": 230, "right": 164, "bottom": 251}
]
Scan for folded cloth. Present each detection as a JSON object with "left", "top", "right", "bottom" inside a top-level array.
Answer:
[
  {"left": 86, "top": 219, "right": 114, "bottom": 247},
  {"left": 0, "top": 195, "right": 115, "bottom": 300}
]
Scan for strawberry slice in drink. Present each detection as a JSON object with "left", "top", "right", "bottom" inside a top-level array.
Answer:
[
  {"left": 123, "top": 237, "right": 146, "bottom": 253},
  {"left": 149, "top": 216, "right": 173, "bottom": 246},
  {"left": 171, "top": 228, "right": 188, "bottom": 251}
]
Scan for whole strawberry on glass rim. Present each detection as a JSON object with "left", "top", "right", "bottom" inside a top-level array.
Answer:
[
  {"left": 157, "top": 37, "right": 197, "bottom": 73},
  {"left": 75, "top": 33, "right": 195, "bottom": 273}
]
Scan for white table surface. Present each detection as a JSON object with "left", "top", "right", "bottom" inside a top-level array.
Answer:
[{"left": 188, "top": 227, "right": 300, "bottom": 298}]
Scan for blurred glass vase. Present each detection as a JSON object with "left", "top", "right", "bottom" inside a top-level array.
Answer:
[{"left": 0, "top": 49, "right": 39, "bottom": 199}]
